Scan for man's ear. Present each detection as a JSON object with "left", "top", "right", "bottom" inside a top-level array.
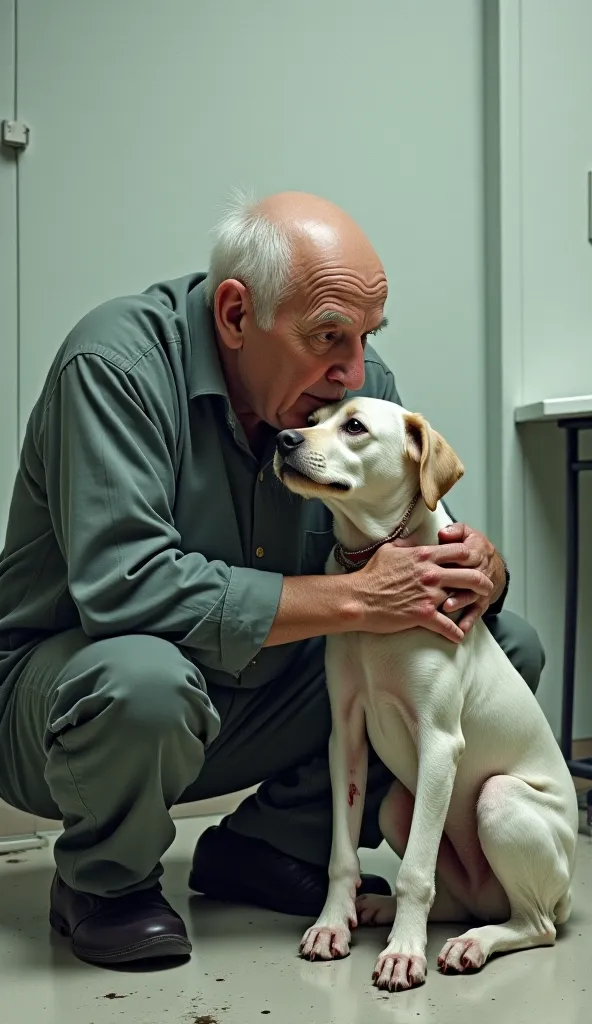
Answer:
[
  {"left": 404, "top": 412, "right": 464, "bottom": 511},
  {"left": 214, "top": 279, "right": 250, "bottom": 350}
]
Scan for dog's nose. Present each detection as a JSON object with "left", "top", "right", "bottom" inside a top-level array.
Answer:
[{"left": 276, "top": 430, "right": 305, "bottom": 457}]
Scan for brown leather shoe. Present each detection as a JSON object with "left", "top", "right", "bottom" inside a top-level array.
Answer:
[
  {"left": 189, "top": 819, "right": 391, "bottom": 916},
  {"left": 50, "top": 873, "right": 192, "bottom": 965}
]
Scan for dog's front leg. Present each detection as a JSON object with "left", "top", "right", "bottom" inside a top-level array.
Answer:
[
  {"left": 300, "top": 659, "right": 368, "bottom": 961},
  {"left": 373, "top": 722, "right": 465, "bottom": 991}
]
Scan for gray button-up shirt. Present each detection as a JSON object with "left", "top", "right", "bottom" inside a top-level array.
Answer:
[{"left": 0, "top": 274, "right": 400, "bottom": 715}]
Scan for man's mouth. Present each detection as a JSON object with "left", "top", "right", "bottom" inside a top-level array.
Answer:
[{"left": 301, "top": 391, "right": 345, "bottom": 406}]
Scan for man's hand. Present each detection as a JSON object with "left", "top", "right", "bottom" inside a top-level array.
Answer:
[
  {"left": 437, "top": 522, "right": 507, "bottom": 633},
  {"left": 352, "top": 539, "right": 493, "bottom": 644}
]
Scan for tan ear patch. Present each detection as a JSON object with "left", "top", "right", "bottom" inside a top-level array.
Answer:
[{"left": 404, "top": 412, "right": 464, "bottom": 511}]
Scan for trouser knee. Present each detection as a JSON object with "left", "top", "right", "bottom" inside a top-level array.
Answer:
[{"left": 49, "top": 633, "right": 220, "bottom": 746}]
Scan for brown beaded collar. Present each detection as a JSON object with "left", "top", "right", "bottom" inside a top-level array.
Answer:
[{"left": 333, "top": 491, "right": 422, "bottom": 573}]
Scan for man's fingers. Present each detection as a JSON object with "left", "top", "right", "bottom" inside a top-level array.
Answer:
[
  {"left": 392, "top": 540, "right": 481, "bottom": 568},
  {"left": 442, "top": 590, "right": 475, "bottom": 613},
  {"left": 431, "top": 544, "right": 473, "bottom": 564},
  {"left": 458, "top": 600, "right": 489, "bottom": 633},
  {"left": 438, "top": 523, "right": 467, "bottom": 543},
  {"left": 425, "top": 613, "right": 464, "bottom": 644},
  {"left": 437, "top": 569, "right": 493, "bottom": 596},
  {"left": 458, "top": 610, "right": 480, "bottom": 633}
]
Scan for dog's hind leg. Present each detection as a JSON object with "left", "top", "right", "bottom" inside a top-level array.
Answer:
[{"left": 438, "top": 775, "right": 575, "bottom": 974}]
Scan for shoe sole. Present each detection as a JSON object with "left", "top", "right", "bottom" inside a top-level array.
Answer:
[{"left": 49, "top": 908, "right": 192, "bottom": 964}]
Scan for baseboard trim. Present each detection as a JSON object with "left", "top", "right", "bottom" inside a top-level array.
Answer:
[{"left": 0, "top": 834, "right": 49, "bottom": 855}]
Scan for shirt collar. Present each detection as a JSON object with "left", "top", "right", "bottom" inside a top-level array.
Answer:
[{"left": 186, "top": 277, "right": 230, "bottom": 401}]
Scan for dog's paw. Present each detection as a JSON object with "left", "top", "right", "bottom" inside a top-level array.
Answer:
[
  {"left": 372, "top": 951, "right": 427, "bottom": 991},
  {"left": 438, "top": 937, "right": 486, "bottom": 974},
  {"left": 300, "top": 924, "right": 351, "bottom": 961},
  {"left": 356, "top": 893, "right": 397, "bottom": 927}
]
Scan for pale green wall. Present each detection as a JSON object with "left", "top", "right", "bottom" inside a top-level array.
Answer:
[{"left": 11, "top": 0, "right": 488, "bottom": 536}]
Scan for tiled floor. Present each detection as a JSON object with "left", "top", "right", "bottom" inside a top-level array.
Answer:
[{"left": 1, "top": 816, "right": 591, "bottom": 1024}]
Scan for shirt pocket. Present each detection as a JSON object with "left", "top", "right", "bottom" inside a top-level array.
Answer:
[{"left": 301, "top": 528, "right": 336, "bottom": 576}]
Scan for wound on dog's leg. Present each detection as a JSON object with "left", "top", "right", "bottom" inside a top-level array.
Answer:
[{"left": 348, "top": 782, "right": 360, "bottom": 806}]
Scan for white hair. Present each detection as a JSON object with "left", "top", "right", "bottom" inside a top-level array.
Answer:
[{"left": 204, "top": 190, "right": 294, "bottom": 331}]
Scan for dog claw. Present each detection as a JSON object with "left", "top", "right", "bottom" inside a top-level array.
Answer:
[
  {"left": 438, "top": 937, "right": 486, "bottom": 974},
  {"left": 300, "top": 924, "right": 351, "bottom": 961},
  {"left": 372, "top": 951, "right": 427, "bottom": 991}
]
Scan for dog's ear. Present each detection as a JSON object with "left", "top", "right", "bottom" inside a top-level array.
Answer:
[{"left": 404, "top": 413, "right": 464, "bottom": 511}]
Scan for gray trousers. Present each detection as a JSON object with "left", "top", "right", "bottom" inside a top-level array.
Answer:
[{"left": 0, "top": 612, "right": 544, "bottom": 897}]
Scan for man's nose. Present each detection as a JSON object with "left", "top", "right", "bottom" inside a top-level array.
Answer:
[
  {"left": 327, "top": 342, "right": 366, "bottom": 391},
  {"left": 276, "top": 430, "right": 306, "bottom": 456}
]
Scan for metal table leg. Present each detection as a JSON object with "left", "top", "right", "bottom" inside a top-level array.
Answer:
[{"left": 558, "top": 417, "right": 592, "bottom": 781}]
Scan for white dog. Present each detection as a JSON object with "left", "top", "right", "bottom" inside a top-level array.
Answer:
[{"left": 274, "top": 397, "right": 578, "bottom": 993}]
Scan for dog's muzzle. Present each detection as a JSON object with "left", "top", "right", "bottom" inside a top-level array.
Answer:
[{"left": 276, "top": 430, "right": 305, "bottom": 458}]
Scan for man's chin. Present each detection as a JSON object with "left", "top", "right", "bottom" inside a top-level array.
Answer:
[
  {"left": 276, "top": 408, "right": 310, "bottom": 430},
  {"left": 279, "top": 394, "right": 339, "bottom": 429}
]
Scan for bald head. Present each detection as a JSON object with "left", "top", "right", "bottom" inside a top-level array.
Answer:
[
  {"left": 256, "top": 191, "right": 382, "bottom": 285},
  {"left": 257, "top": 190, "right": 366, "bottom": 239},
  {"left": 207, "top": 189, "right": 389, "bottom": 433},
  {"left": 205, "top": 190, "right": 385, "bottom": 330}
]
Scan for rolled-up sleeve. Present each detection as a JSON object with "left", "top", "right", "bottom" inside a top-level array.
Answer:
[{"left": 40, "top": 351, "right": 283, "bottom": 676}]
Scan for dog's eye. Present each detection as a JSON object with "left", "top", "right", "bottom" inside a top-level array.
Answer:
[{"left": 344, "top": 418, "right": 367, "bottom": 436}]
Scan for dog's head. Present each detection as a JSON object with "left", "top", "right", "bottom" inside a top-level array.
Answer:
[{"left": 273, "top": 397, "right": 464, "bottom": 512}]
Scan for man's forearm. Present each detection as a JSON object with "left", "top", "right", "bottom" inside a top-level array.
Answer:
[{"left": 263, "top": 574, "right": 361, "bottom": 648}]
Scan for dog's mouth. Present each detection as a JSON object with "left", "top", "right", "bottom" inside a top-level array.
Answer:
[{"left": 279, "top": 463, "right": 351, "bottom": 493}]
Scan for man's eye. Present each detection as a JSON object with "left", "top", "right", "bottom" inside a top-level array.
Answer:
[
  {"left": 344, "top": 418, "right": 367, "bottom": 436},
  {"left": 314, "top": 331, "right": 339, "bottom": 346}
]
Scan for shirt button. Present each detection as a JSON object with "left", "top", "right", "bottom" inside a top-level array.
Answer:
[
  {"left": 258, "top": 471, "right": 264, "bottom": 482},
  {"left": 255, "top": 546, "right": 265, "bottom": 558},
  {"left": 250, "top": 659, "right": 257, "bottom": 667}
]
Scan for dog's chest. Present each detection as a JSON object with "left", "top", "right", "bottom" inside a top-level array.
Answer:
[{"left": 328, "top": 632, "right": 423, "bottom": 787}]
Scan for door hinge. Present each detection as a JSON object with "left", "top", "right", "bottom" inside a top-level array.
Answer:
[{"left": 2, "top": 119, "right": 30, "bottom": 151}]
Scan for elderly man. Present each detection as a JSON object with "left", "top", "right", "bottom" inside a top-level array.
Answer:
[{"left": 0, "top": 193, "right": 543, "bottom": 966}]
